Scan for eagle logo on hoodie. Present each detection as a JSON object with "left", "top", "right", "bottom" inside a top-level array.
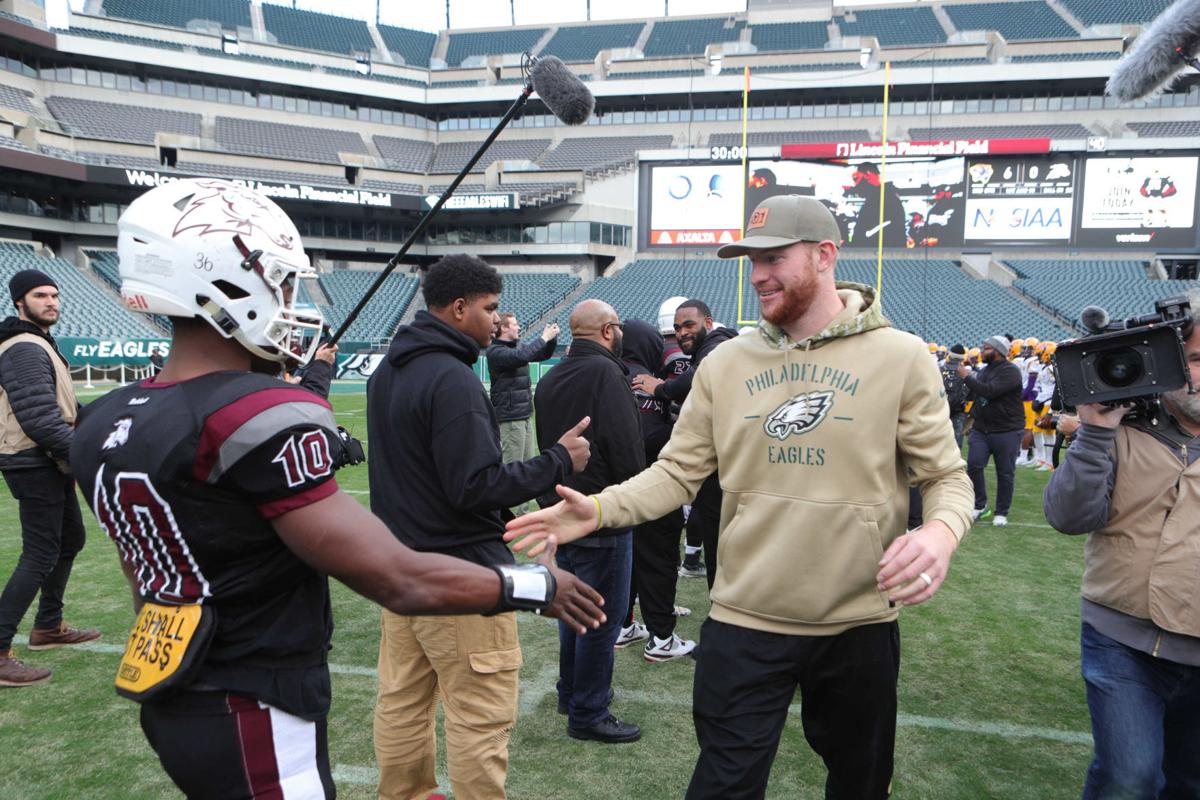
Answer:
[{"left": 763, "top": 390, "right": 835, "bottom": 440}]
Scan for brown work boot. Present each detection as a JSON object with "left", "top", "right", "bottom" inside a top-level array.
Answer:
[
  {"left": 28, "top": 622, "right": 102, "bottom": 650},
  {"left": 0, "top": 649, "right": 51, "bottom": 687}
]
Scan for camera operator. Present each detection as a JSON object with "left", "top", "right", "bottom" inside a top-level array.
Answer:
[{"left": 1043, "top": 311, "right": 1200, "bottom": 798}]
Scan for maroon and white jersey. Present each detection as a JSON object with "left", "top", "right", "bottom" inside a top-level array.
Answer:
[{"left": 71, "top": 370, "right": 348, "bottom": 718}]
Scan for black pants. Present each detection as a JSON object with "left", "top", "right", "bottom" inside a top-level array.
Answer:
[
  {"left": 141, "top": 690, "right": 335, "bottom": 799},
  {"left": 687, "top": 473, "right": 722, "bottom": 589},
  {"left": 687, "top": 618, "right": 900, "bottom": 800},
  {"left": 966, "top": 428, "right": 1023, "bottom": 516},
  {"left": 630, "top": 508, "right": 685, "bottom": 639},
  {"left": 0, "top": 466, "right": 87, "bottom": 651}
]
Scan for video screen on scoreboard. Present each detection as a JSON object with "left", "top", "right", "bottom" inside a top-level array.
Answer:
[
  {"left": 963, "top": 155, "right": 1077, "bottom": 244},
  {"left": 647, "top": 164, "right": 745, "bottom": 246},
  {"left": 1076, "top": 156, "right": 1200, "bottom": 247},
  {"left": 744, "top": 157, "right": 967, "bottom": 249}
]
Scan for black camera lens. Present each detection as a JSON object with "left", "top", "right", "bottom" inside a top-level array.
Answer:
[{"left": 1096, "top": 348, "right": 1144, "bottom": 388}]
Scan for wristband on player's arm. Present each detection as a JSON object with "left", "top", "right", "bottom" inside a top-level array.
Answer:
[{"left": 485, "top": 563, "right": 557, "bottom": 615}]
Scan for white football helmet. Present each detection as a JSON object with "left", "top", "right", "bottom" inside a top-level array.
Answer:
[
  {"left": 117, "top": 178, "right": 322, "bottom": 366},
  {"left": 657, "top": 295, "right": 689, "bottom": 335}
]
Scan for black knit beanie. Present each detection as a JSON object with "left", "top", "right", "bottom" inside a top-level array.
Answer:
[{"left": 9, "top": 269, "right": 58, "bottom": 307}]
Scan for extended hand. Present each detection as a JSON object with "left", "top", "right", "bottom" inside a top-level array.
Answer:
[
  {"left": 536, "top": 537, "right": 606, "bottom": 633},
  {"left": 631, "top": 374, "right": 664, "bottom": 394},
  {"left": 542, "top": 322, "right": 560, "bottom": 342},
  {"left": 504, "top": 484, "right": 598, "bottom": 557},
  {"left": 956, "top": 363, "right": 971, "bottom": 378},
  {"left": 556, "top": 416, "right": 591, "bottom": 473},
  {"left": 876, "top": 520, "right": 958, "bottom": 606}
]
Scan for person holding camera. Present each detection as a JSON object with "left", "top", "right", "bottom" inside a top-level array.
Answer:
[{"left": 1044, "top": 315, "right": 1200, "bottom": 799}]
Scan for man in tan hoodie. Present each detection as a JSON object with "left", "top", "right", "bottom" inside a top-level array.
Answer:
[{"left": 506, "top": 195, "right": 974, "bottom": 799}]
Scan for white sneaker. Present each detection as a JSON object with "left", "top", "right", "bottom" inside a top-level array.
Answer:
[
  {"left": 673, "top": 605, "right": 692, "bottom": 617},
  {"left": 1036, "top": 461, "right": 1053, "bottom": 472},
  {"left": 614, "top": 621, "right": 649, "bottom": 649},
  {"left": 993, "top": 515, "right": 1008, "bottom": 526},
  {"left": 643, "top": 633, "right": 696, "bottom": 662}
]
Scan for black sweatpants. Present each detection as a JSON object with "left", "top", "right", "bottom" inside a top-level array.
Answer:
[
  {"left": 631, "top": 508, "right": 685, "bottom": 640},
  {"left": 686, "top": 618, "right": 900, "bottom": 800},
  {"left": 140, "top": 690, "right": 335, "bottom": 799},
  {"left": 0, "top": 466, "right": 86, "bottom": 651},
  {"left": 686, "top": 474, "right": 722, "bottom": 589}
]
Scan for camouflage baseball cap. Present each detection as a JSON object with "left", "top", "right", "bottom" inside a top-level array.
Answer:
[{"left": 716, "top": 195, "right": 841, "bottom": 259}]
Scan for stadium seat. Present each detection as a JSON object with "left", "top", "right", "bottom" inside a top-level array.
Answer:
[
  {"left": 444, "top": 28, "right": 548, "bottom": 67},
  {"left": 260, "top": 4, "right": 375, "bottom": 55},
  {"left": 215, "top": 116, "right": 369, "bottom": 164},
  {"left": 748, "top": 21, "right": 830, "bottom": 53},
  {"left": 538, "top": 135, "right": 675, "bottom": 172},
  {"left": 1006, "top": 259, "right": 1191, "bottom": 330},
  {"left": 642, "top": 17, "right": 745, "bottom": 58},
  {"left": 102, "top": 0, "right": 250, "bottom": 31},
  {"left": 1058, "top": 0, "right": 1172, "bottom": 26},
  {"left": 836, "top": 7, "right": 945, "bottom": 46},
  {"left": 943, "top": 1, "right": 1078, "bottom": 40},
  {"left": 318, "top": 270, "right": 419, "bottom": 343},
  {"left": 429, "top": 139, "right": 550, "bottom": 174},
  {"left": 45, "top": 97, "right": 201, "bottom": 145},
  {"left": 539, "top": 23, "right": 644, "bottom": 62},
  {"left": 377, "top": 24, "right": 438, "bottom": 68},
  {"left": 907, "top": 124, "right": 1092, "bottom": 139}
]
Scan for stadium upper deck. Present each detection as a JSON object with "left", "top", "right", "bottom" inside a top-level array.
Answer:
[{"left": 0, "top": 0, "right": 1193, "bottom": 352}]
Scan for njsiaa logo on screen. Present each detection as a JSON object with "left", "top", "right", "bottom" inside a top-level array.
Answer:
[{"left": 972, "top": 206, "right": 1065, "bottom": 230}]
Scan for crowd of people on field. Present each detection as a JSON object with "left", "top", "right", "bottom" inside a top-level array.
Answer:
[{"left": 0, "top": 181, "right": 1196, "bottom": 800}]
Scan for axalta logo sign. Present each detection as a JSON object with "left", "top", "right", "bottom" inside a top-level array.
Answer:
[
  {"left": 122, "top": 171, "right": 392, "bottom": 207},
  {"left": 652, "top": 229, "right": 740, "bottom": 246}
]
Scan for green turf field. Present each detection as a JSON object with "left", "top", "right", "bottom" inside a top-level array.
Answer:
[{"left": 0, "top": 388, "right": 1094, "bottom": 799}]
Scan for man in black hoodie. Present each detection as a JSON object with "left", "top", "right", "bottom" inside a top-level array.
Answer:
[
  {"left": 631, "top": 299, "right": 738, "bottom": 588},
  {"left": 0, "top": 269, "right": 100, "bottom": 687},
  {"left": 957, "top": 334, "right": 1025, "bottom": 527},
  {"left": 366, "top": 254, "right": 594, "bottom": 800},
  {"left": 620, "top": 319, "right": 696, "bottom": 663},
  {"left": 534, "top": 299, "right": 646, "bottom": 743}
]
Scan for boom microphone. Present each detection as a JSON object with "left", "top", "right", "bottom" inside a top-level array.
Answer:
[
  {"left": 328, "top": 55, "right": 594, "bottom": 347},
  {"left": 1080, "top": 305, "right": 1111, "bottom": 334},
  {"left": 1107, "top": 0, "right": 1200, "bottom": 102},
  {"left": 529, "top": 55, "right": 595, "bottom": 125}
]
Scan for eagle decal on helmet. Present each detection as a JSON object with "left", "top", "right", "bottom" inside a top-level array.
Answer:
[
  {"left": 763, "top": 390, "right": 835, "bottom": 440},
  {"left": 172, "top": 180, "right": 297, "bottom": 250}
]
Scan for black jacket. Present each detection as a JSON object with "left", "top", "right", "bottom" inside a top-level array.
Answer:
[
  {"left": 291, "top": 358, "right": 333, "bottom": 398},
  {"left": 0, "top": 317, "right": 75, "bottom": 472},
  {"left": 534, "top": 338, "right": 646, "bottom": 532},
  {"left": 366, "top": 311, "right": 572, "bottom": 564},
  {"left": 652, "top": 325, "right": 739, "bottom": 404},
  {"left": 485, "top": 333, "right": 556, "bottom": 422},
  {"left": 622, "top": 319, "right": 673, "bottom": 461},
  {"left": 965, "top": 359, "right": 1024, "bottom": 433}
]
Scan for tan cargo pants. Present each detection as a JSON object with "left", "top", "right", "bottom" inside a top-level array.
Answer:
[{"left": 374, "top": 610, "right": 522, "bottom": 800}]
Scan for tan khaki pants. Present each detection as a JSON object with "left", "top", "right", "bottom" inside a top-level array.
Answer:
[
  {"left": 374, "top": 610, "right": 521, "bottom": 800},
  {"left": 498, "top": 418, "right": 537, "bottom": 516}
]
